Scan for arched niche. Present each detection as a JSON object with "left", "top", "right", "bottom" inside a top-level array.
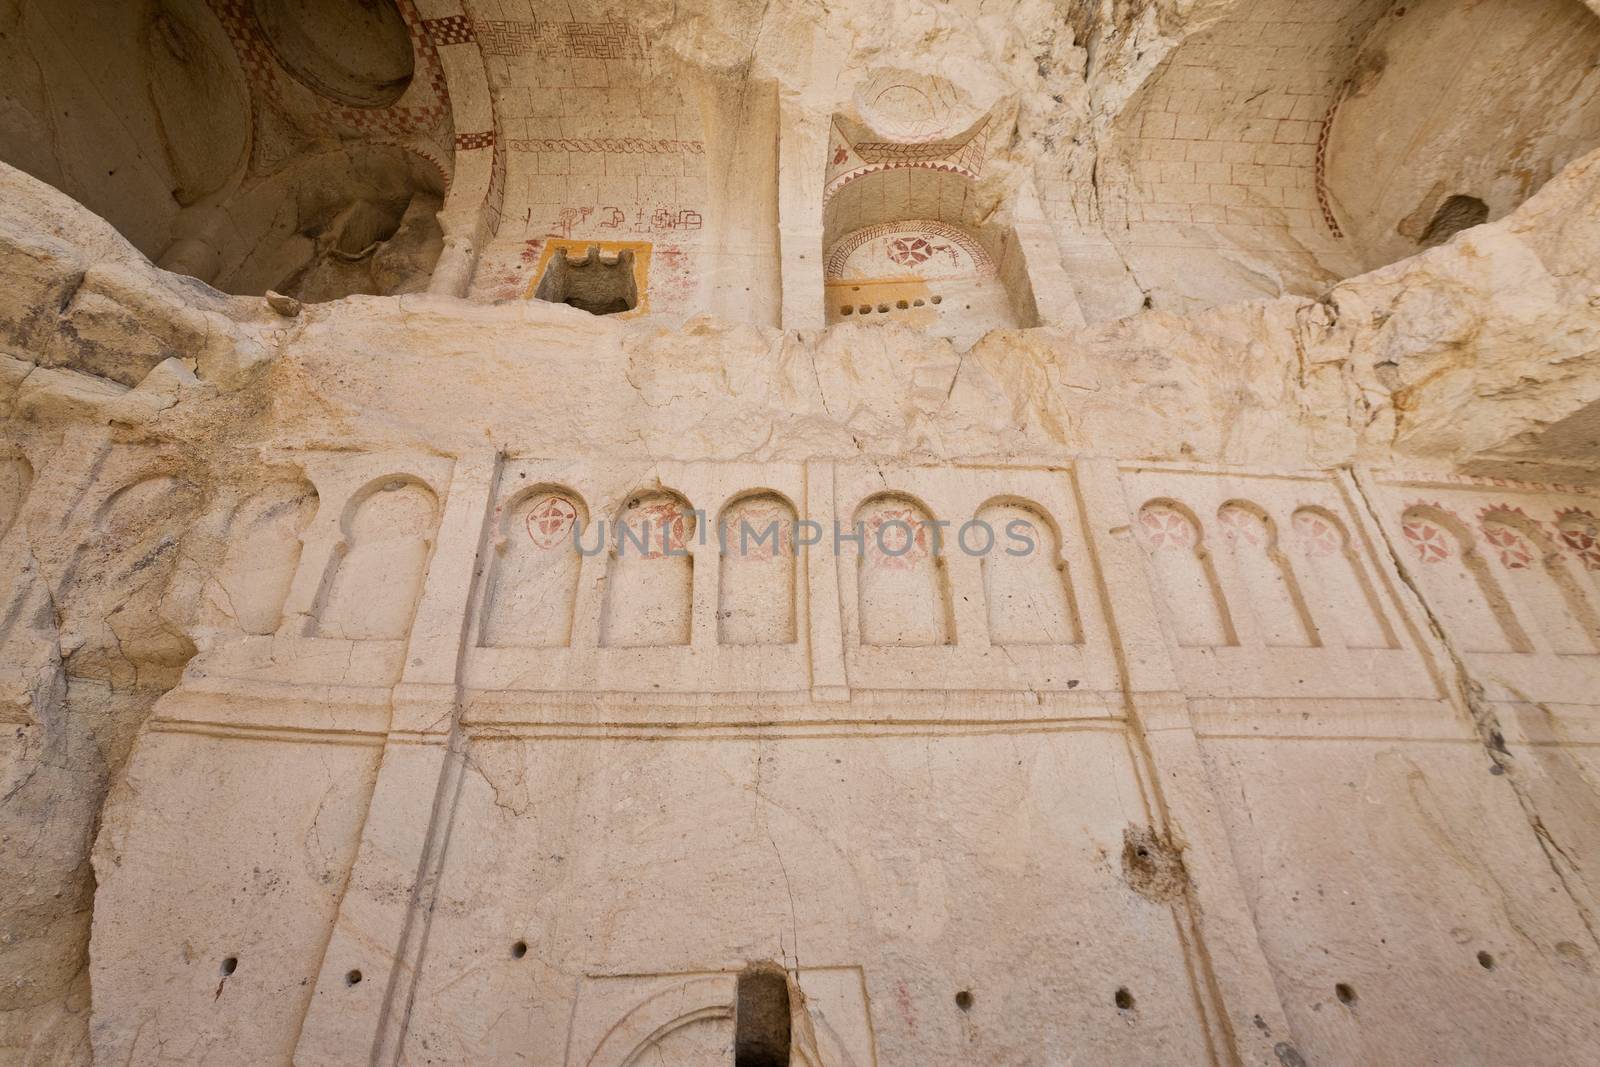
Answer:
[
  {"left": 581, "top": 972, "right": 853, "bottom": 1067},
  {"left": 1136, "top": 500, "right": 1236, "bottom": 649},
  {"left": 480, "top": 486, "right": 589, "bottom": 649},
  {"left": 1479, "top": 508, "right": 1600, "bottom": 655},
  {"left": 1556, "top": 510, "right": 1600, "bottom": 596},
  {"left": 1093, "top": 0, "right": 1600, "bottom": 318},
  {"left": 1290, "top": 507, "right": 1396, "bottom": 650},
  {"left": 822, "top": 166, "right": 1038, "bottom": 347},
  {"left": 252, "top": 0, "right": 415, "bottom": 109},
  {"left": 718, "top": 492, "right": 798, "bottom": 646},
  {"left": 1399, "top": 505, "right": 1528, "bottom": 654},
  {"left": 94, "top": 475, "right": 202, "bottom": 549},
  {"left": 853, "top": 494, "right": 952, "bottom": 648},
  {"left": 213, "top": 479, "right": 319, "bottom": 636},
  {"left": 0, "top": 455, "right": 34, "bottom": 541},
  {"left": 58, "top": 474, "right": 203, "bottom": 683},
  {"left": 1216, "top": 502, "right": 1318, "bottom": 648},
  {"left": 315, "top": 477, "right": 438, "bottom": 641},
  {"left": 974, "top": 499, "right": 1081, "bottom": 646},
  {"left": 1095, "top": 0, "right": 1389, "bottom": 317},
  {"left": 599, "top": 490, "right": 696, "bottom": 649},
  {"left": 1325, "top": 0, "right": 1600, "bottom": 269}
]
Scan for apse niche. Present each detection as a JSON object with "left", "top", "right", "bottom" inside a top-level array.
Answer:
[
  {"left": 1093, "top": 0, "right": 1600, "bottom": 319},
  {"left": 0, "top": 0, "right": 447, "bottom": 302},
  {"left": 823, "top": 71, "right": 1041, "bottom": 349},
  {"left": 1324, "top": 0, "right": 1600, "bottom": 268}
]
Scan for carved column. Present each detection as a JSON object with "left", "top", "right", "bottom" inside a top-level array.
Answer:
[
  {"left": 1074, "top": 456, "right": 1301, "bottom": 1067},
  {"left": 293, "top": 451, "right": 501, "bottom": 1065},
  {"left": 1008, "top": 176, "right": 1089, "bottom": 329},
  {"left": 804, "top": 459, "right": 849, "bottom": 701},
  {"left": 778, "top": 102, "right": 830, "bottom": 331}
]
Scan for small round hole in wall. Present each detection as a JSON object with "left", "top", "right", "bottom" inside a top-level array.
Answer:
[
  {"left": 954, "top": 990, "right": 973, "bottom": 1011},
  {"left": 1114, "top": 987, "right": 1134, "bottom": 1011},
  {"left": 913, "top": 298, "right": 925, "bottom": 307},
  {"left": 841, "top": 306, "right": 853, "bottom": 315},
  {"left": 346, "top": 969, "right": 364, "bottom": 987},
  {"left": 896, "top": 300, "right": 909, "bottom": 310},
  {"left": 876, "top": 304, "right": 889, "bottom": 313},
  {"left": 858, "top": 304, "right": 871, "bottom": 315},
  {"left": 512, "top": 940, "right": 528, "bottom": 959},
  {"left": 1477, "top": 951, "right": 1495, "bottom": 971},
  {"left": 220, "top": 956, "right": 238, "bottom": 976},
  {"left": 1335, "top": 982, "right": 1356, "bottom": 1005},
  {"left": 930, "top": 295, "right": 942, "bottom": 305}
]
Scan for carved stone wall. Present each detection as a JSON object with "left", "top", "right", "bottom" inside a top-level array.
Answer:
[
  {"left": 4, "top": 0, "right": 1600, "bottom": 1064},
  {"left": 51, "top": 451, "right": 1600, "bottom": 1066}
]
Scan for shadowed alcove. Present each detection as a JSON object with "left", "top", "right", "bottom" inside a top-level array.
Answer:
[{"left": 0, "top": 0, "right": 452, "bottom": 300}]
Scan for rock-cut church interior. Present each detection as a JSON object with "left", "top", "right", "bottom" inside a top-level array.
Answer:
[{"left": 4, "top": 0, "right": 1600, "bottom": 1063}]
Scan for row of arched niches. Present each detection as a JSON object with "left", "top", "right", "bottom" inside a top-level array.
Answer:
[{"left": 11, "top": 452, "right": 1597, "bottom": 700}]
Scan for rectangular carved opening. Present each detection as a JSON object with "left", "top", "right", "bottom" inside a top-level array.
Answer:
[{"left": 533, "top": 245, "right": 638, "bottom": 315}]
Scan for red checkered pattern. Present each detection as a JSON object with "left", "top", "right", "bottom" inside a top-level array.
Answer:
[
  {"left": 422, "top": 15, "right": 476, "bottom": 46},
  {"left": 303, "top": 0, "right": 454, "bottom": 187},
  {"left": 202, "top": 0, "right": 488, "bottom": 205},
  {"left": 205, "top": 0, "right": 283, "bottom": 101},
  {"left": 207, "top": 0, "right": 453, "bottom": 146}
]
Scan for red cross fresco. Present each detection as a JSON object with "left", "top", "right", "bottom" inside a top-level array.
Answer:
[{"left": 526, "top": 495, "right": 578, "bottom": 549}]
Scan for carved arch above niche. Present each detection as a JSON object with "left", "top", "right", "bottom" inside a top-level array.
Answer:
[{"left": 570, "top": 968, "right": 874, "bottom": 1067}]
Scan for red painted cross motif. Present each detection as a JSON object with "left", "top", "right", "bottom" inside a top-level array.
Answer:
[
  {"left": 887, "top": 235, "right": 952, "bottom": 268},
  {"left": 636, "top": 501, "right": 689, "bottom": 560},
  {"left": 526, "top": 495, "right": 578, "bottom": 549},
  {"left": 1481, "top": 523, "right": 1535, "bottom": 570},
  {"left": 1140, "top": 506, "right": 1195, "bottom": 551},
  {"left": 1293, "top": 512, "right": 1340, "bottom": 558},
  {"left": 1218, "top": 507, "right": 1266, "bottom": 547},
  {"left": 1558, "top": 510, "right": 1600, "bottom": 571},
  {"left": 866, "top": 508, "right": 931, "bottom": 570},
  {"left": 1402, "top": 518, "right": 1451, "bottom": 563}
]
